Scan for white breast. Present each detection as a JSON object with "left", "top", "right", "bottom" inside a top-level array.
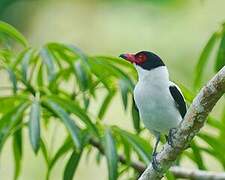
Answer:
[{"left": 133, "top": 66, "right": 182, "bottom": 134}]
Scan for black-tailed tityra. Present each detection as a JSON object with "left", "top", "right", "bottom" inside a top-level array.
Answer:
[{"left": 119, "top": 51, "right": 186, "bottom": 170}]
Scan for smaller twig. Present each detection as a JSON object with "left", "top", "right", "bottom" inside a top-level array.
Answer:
[
  {"left": 89, "top": 138, "right": 225, "bottom": 180},
  {"left": 171, "top": 166, "right": 225, "bottom": 180}
]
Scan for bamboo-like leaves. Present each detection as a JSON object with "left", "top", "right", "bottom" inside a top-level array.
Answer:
[
  {"left": 13, "top": 127, "right": 23, "bottom": 180},
  {"left": 40, "top": 47, "right": 56, "bottom": 82},
  {"left": 215, "top": 32, "right": 225, "bottom": 71},
  {"left": 44, "top": 100, "right": 81, "bottom": 150},
  {"left": 131, "top": 97, "right": 140, "bottom": 132},
  {"left": 0, "top": 102, "right": 29, "bottom": 151},
  {"left": 119, "top": 79, "right": 129, "bottom": 110},
  {"left": 194, "top": 32, "right": 218, "bottom": 88},
  {"left": 0, "top": 21, "right": 28, "bottom": 47},
  {"left": 115, "top": 128, "right": 152, "bottom": 164},
  {"left": 98, "top": 90, "right": 116, "bottom": 120},
  {"left": 21, "top": 49, "right": 35, "bottom": 81},
  {"left": 63, "top": 150, "right": 83, "bottom": 180},
  {"left": 29, "top": 95, "right": 41, "bottom": 153},
  {"left": 6, "top": 67, "right": 18, "bottom": 94},
  {"left": 47, "top": 96, "right": 98, "bottom": 136},
  {"left": 103, "top": 128, "right": 118, "bottom": 180}
]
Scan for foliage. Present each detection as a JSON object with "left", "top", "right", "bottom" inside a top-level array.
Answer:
[{"left": 0, "top": 21, "right": 225, "bottom": 180}]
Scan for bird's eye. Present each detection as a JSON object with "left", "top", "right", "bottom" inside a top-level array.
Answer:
[{"left": 135, "top": 53, "right": 147, "bottom": 63}]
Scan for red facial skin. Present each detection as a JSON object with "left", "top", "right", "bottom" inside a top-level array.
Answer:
[{"left": 121, "top": 53, "right": 147, "bottom": 65}]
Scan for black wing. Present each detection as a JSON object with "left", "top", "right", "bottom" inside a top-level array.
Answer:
[{"left": 169, "top": 85, "right": 187, "bottom": 118}]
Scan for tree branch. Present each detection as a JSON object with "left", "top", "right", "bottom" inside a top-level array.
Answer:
[
  {"left": 138, "top": 66, "right": 225, "bottom": 180},
  {"left": 90, "top": 138, "right": 225, "bottom": 179},
  {"left": 170, "top": 166, "right": 225, "bottom": 180}
]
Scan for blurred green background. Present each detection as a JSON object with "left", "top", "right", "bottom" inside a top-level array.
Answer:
[{"left": 0, "top": 0, "right": 225, "bottom": 179}]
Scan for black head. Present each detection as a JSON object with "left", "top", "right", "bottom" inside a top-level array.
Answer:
[{"left": 119, "top": 51, "right": 165, "bottom": 70}]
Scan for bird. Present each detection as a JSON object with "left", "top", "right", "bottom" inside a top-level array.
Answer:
[{"left": 119, "top": 51, "right": 187, "bottom": 170}]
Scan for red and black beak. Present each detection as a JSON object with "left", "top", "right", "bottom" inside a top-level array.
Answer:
[{"left": 119, "top": 53, "right": 136, "bottom": 63}]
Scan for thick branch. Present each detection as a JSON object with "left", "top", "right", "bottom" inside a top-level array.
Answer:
[{"left": 139, "top": 66, "right": 225, "bottom": 180}]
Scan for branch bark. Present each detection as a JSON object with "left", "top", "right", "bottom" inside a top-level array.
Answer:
[{"left": 138, "top": 66, "right": 225, "bottom": 180}]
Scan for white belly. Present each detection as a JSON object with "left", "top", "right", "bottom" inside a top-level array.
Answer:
[{"left": 134, "top": 81, "right": 182, "bottom": 134}]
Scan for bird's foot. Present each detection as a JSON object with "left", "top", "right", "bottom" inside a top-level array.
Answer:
[
  {"left": 151, "top": 153, "right": 162, "bottom": 172},
  {"left": 167, "top": 128, "right": 177, "bottom": 147}
]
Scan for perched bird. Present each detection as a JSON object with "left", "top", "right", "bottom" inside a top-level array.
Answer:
[{"left": 119, "top": 51, "right": 186, "bottom": 170}]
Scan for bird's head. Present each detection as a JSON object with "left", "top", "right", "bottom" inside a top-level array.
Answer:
[{"left": 119, "top": 51, "right": 165, "bottom": 71}]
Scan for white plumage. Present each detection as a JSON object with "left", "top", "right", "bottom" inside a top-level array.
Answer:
[{"left": 133, "top": 64, "right": 182, "bottom": 135}]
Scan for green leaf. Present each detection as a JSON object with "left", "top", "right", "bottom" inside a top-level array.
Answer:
[
  {"left": 29, "top": 95, "right": 41, "bottom": 153},
  {"left": 66, "top": 44, "right": 88, "bottom": 64},
  {"left": 0, "top": 102, "right": 29, "bottom": 151},
  {"left": 98, "top": 90, "right": 115, "bottom": 120},
  {"left": 0, "top": 21, "right": 28, "bottom": 47},
  {"left": 131, "top": 97, "right": 140, "bottom": 132},
  {"left": 13, "top": 128, "right": 22, "bottom": 180},
  {"left": 40, "top": 47, "right": 56, "bottom": 82},
  {"left": 40, "top": 139, "right": 49, "bottom": 165},
  {"left": 63, "top": 149, "right": 83, "bottom": 180},
  {"left": 194, "top": 32, "right": 218, "bottom": 88},
  {"left": 119, "top": 79, "right": 129, "bottom": 110},
  {"left": 0, "top": 95, "right": 25, "bottom": 114},
  {"left": 47, "top": 96, "right": 99, "bottom": 137},
  {"left": 115, "top": 128, "right": 152, "bottom": 164},
  {"left": 49, "top": 137, "right": 73, "bottom": 170},
  {"left": 21, "top": 49, "right": 35, "bottom": 81},
  {"left": 44, "top": 100, "right": 81, "bottom": 150},
  {"left": 37, "top": 63, "right": 44, "bottom": 87},
  {"left": 215, "top": 32, "right": 225, "bottom": 71},
  {"left": 73, "top": 61, "right": 89, "bottom": 91},
  {"left": 198, "top": 133, "right": 225, "bottom": 166},
  {"left": 103, "top": 128, "right": 118, "bottom": 180},
  {"left": 165, "top": 171, "right": 175, "bottom": 180},
  {"left": 190, "top": 141, "right": 206, "bottom": 170},
  {"left": 63, "top": 130, "right": 90, "bottom": 180},
  {"left": 6, "top": 67, "right": 17, "bottom": 94}
]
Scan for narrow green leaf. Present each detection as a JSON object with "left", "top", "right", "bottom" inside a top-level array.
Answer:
[
  {"left": 37, "top": 62, "right": 44, "bottom": 87},
  {"left": 44, "top": 100, "right": 81, "bottom": 150},
  {"left": 131, "top": 97, "right": 140, "bottom": 132},
  {"left": 40, "top": 47, "right": 56, "bottom": 82},
  {"left": 66, "top": 44, "right": 88, "bottom": 64},
  {"left": 104, "top": 128, "right": 118, "bottom": 180},
  {"left": 21, "top": 49, "right": 34, "bottom": 81},
  {"left": 121, "top": 137, "right": 131, "bottom": 163},
  {"left": 40, "top": 139, "right": 49, "bottom": 165},
  {"left": 98, "top": 90, "right": 115, "bottom": 120},
  {"left": 0, "top": 21, "right": 28, "bottom": 47},
  {"left": 63, "top": 130, "right": 90, "bottom": 180},
  {"left": 47, "top": 96, "right": 98, "bottom": 137},
  {"left": 115, "top": 128, "right": 152, "bottom": 164},
  {"left": 6, "top": 68, "right": 17, "bottom": 94},
  {"left": 49, "top": 137, "right": 73, "bottom": 170},
  {"left": 215, "top": 32, "right": 225, "bottom": 71},
  {"left": 13, "top": 128, "right": 22, "bottom": 180},
  {"left": 198, "top": 133, "right": 225, "bottom": 166},
  {"left": 0, "top": 102, "right": 29, "bottom": 151},
  {"left": 190, "top": 141, "right": 206, "bottom": 170},
  {"left": 73, "top": 61, "right": 89, "bottom": 91},
  {"left": 165, "top": 171, "right": 175, "bottom": 180},
  {"left": 29, "top": 95, "right": 41, "bottom": 153},
  {"left": 119, "top": 79, "right": 129, "bottom": 110},
  {"left": 0, "top": 95, "right": 24, "bottom": 114},
  {"left": 194, "top": 32, "right": 218, "bottom": 88},
  {"left": 63, "top": 150, "right": 83, "bottom": 180}
]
